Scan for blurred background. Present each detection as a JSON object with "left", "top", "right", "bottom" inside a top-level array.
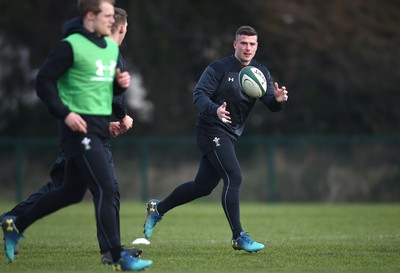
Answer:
[{"left": 0, "top": 0, "right": 399, "bottom": 203}]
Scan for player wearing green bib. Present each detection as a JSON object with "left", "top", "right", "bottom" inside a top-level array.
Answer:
[
  {"left": 1, "top": 0, "right": 152, "bottom": 271},
  {"left": 58, "top": 33, "right": 117, "bottom": 116}
]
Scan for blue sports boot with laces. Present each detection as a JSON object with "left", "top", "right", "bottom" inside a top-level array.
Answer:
[
  {"left": 112, "top": 250, "right": 153, "bottom": 271},
  {"left": 143, "top": 199, "right": 163, "bottom": 239},
  {"left": 2, "top": 215, "right": 22, "bottom": 262},
  {"left": 231, "top": 231, "right": 265, "bottom": 253}
]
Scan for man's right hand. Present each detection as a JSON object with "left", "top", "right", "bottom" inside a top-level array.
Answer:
[
  {"left": 217, "top": 102, "right": 231, "bottom": 124},
  {"left": 65, "top": 112, "right": 87, "bottom": 134}
]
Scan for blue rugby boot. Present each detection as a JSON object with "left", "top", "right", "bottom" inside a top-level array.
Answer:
[
  {"left": 231, "top": 231, "right": 265, "bottom": 253},
  {"left": 112, "top": 250, "right": 153, "bottom": 271},
  {"left": 143, "top": 199, "right": 163, "bottom": 239},
  {"left": 101, "top": 247, "right": 143, "bottom": 264},
  {"left": 1, "top": 213, "right": 19, "bottom": 256},
  {"left": 2, "top": 216, "right": 22, "bottom": 262}
]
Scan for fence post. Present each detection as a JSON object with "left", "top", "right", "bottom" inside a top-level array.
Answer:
[
  {"left": 15, "top": 138, "right": 24, "bottom": 202},
  {"left": 139, "top": 139, "right": 149, "bottom": 202},
  {"left": 266, "top": 140, "right": 277, "bottom": 202}
]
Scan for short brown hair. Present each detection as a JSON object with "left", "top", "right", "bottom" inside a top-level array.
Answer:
[
  {"left": 111, "top": 7, "right": 128, "bottom": 34},
  {"left": 77, "top": 0, "right": 115, "bottom": 17},
  {"left": 235, "top": 26, "right": 258, "bottom": 40}
]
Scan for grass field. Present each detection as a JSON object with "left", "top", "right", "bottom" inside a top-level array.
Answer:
[{"left": 0, "top": 201, "right": 399, "bottom": 273}]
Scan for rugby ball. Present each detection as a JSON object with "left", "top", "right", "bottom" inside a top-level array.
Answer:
[{"left": 238, "top": 66, "right": 267, "bottom": 98}]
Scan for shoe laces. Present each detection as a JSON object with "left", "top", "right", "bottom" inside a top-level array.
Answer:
[
  {"left": 239, "top": 232, "right": 254, "bottom": 244},
  {"left": 150, "top": 208, "right": 163, "bottom": 221},
  {"left": 154, "top": 211, "right": 163, "bottom": 220}
]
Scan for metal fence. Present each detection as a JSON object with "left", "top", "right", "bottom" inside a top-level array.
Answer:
[{"left": 1, "top": 135, "right": 399, "bottom": 203}]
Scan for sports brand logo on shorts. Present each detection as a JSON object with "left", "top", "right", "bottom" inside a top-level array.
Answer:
[
  {"left": 81, "top": 137, "right": 92, "bottom": 150},
  {"left": 213, "top": 137, "right": 221, "bottom": 147}
]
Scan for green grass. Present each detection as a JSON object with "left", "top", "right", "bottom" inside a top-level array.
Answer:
[{"left": 0, "top": 201, "right": 399, "bottom": 273}]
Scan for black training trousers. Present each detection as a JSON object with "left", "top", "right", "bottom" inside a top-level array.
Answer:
[
  {"left": 15, "top": 134, "right": 120, "bottom": 252},
  {"left": 159, "top": 134, "right": 243, "bottom": 238}
]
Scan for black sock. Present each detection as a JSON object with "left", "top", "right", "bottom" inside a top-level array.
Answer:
[
  {"left": 233, "top": 230, "right": 242, "bottom": 240},
  {"left": 110, "top": 246, "right": 124, "bottom": 262}
]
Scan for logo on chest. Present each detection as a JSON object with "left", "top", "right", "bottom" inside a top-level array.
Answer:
[{"left": 91, "top": 59, "right": 116, "bottom": 81}]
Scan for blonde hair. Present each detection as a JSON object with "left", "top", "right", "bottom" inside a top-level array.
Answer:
[{"left": 77, "top": 0, "right": 115, "bottom": 17}]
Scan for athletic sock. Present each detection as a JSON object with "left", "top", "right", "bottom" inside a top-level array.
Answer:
[{"left": 110, "top": 246, "right": 124, "bottom": 262}]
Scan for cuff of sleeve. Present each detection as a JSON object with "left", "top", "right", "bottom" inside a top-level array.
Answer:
[
  {"left": 59, "top": 108, "right": 71, "bottom": 120},
  {"left": 211, "top": 104, "right": 219, "bottom": 117}
]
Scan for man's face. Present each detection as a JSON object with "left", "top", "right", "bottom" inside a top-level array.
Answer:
[
  {"left": 93, "top": 2, "right": 115, "bottom": 36},
  {"left": 234, "top": 35, "right": 258, "bottom": 65}
]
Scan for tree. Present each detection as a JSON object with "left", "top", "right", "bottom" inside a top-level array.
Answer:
[{"left": 0, "top": 0, "right": 399, "bottom": 136}]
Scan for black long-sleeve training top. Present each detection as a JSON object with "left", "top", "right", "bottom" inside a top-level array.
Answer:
[
  {"left": 193, "top": 55, "right": 283, "bottom": 141},
  {"left": 35, "top": 17, "right": 126, "bottom": 141}
]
